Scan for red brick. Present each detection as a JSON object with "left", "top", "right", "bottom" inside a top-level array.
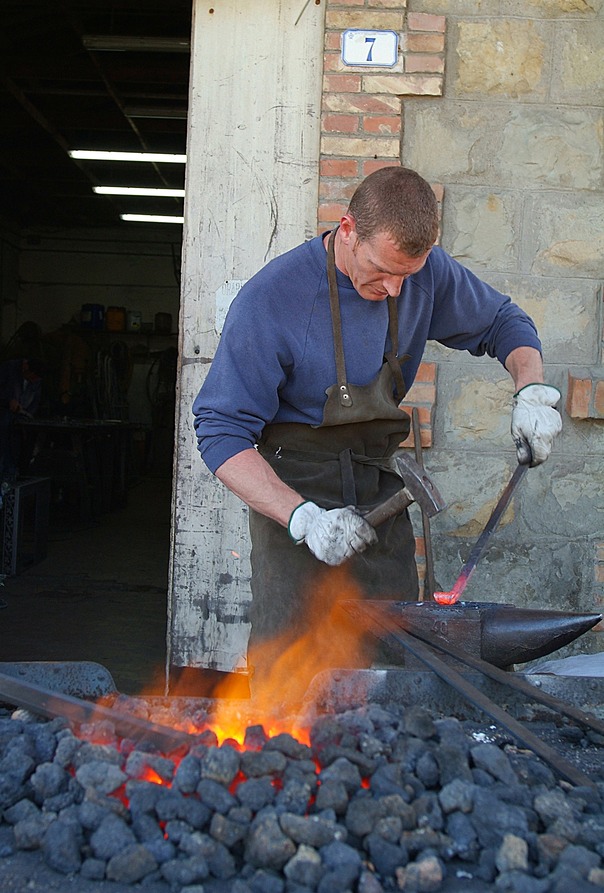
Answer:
[
  {"left": 320, "top": 158, "right": 360, "bottom": 177},
  {"left": 400, "top": 404, "right": 432, "bottom": 425},
  {"left": 362, "top": 115, "right": 401, "bottom": 134},
  {"left": 324, "top": 32, "right": 341, "bottom": 51},
  {"left": 319, "top": 179, "right": 358, "bottom": 201},
  {"left": 404, "top": 382, "right": 436, "bottom": 404},
  {"left": 414, "top": 361, "right": 437, "bottom": 383},
  {"left": 323, "top": 73, "right": 362, "bottom": 92},
  {"left": 323, "top": 53, "right": 345, "bottom": 72},
  {"left": 404, "top": 425, "right": 433, "bottom": 449},
  {"left": 418, "top": 427, "right": 433, "bottom": 448},
  {"left": 406, "top": 33, "right": 445, "bottom": 53},
  {"left": 405, "top": 54, "right": 445, "bottom": 74},
  {"left": 422, "top": 428, "right": 433, "bottom": 447},
  {"left": 362, "top": 159, "right": 401, "bottom": 176},
  {"left": 318, "top": 201, "right": 348, "bottom": 222},
  {"left": 565, "top": 374, "right": 591, "bottom": 419},
  {"left": 322, "top": 113, "right": 360, "bottom": 133},
  {"left": 407, "top": 12, "right": 446, "bottom": 32}
]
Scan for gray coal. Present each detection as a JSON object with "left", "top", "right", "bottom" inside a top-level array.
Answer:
[{"left": 0, "top": 700, "right": 603, "bottom": 892}]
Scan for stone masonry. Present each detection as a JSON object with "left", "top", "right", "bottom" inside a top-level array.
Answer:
[{"left": 318, "top": 0, "right": 604, "bottom": 643}]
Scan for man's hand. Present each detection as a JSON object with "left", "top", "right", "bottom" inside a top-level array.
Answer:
[
  {"left": 288, "top": 501, "right": 378, "bottom": 566},
  {"left": 511, "top": 384, "right": 562, "bottom": 467}
]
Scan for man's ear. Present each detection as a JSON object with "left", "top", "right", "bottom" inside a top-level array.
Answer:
[{"left": 339, "top": 214, "right": 358, "bottom": 239}]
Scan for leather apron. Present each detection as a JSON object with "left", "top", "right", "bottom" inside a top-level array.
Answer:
[{"left": 248, "top": 228, "right": 418, "bottom": 654}]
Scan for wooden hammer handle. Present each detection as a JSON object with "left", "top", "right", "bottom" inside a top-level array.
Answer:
[{"left": 364, "top": 487, "right": 414, "bottom": 527}]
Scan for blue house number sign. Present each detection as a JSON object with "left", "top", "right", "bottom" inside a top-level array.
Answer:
[{"left": 341, "top": 29, "right": 399, "bottom": 68}]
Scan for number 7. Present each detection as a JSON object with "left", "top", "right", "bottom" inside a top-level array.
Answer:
[{"left": 364, "top": 37, "right": 376, "bottom": 62}]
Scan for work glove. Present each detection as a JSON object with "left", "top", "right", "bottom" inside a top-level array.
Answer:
[
  {"left": 288, "top": 501, "right": 378, "bottom": 566},
  {"left": 511, "top": 383, "right": 562, "bottom": 467}
]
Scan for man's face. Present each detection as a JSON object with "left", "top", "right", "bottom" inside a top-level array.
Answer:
[{"left": 339, "top": 219, "right": 431, "bottom": 302}]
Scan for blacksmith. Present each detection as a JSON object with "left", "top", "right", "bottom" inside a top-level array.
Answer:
[{"left": 193, "top": 167, "right": 562, "bottom": 660}]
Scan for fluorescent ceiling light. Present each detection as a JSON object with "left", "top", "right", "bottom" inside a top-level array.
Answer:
[
  {"left": 124, "top": 106, "right": 187, "bottom": 120},
  {"left": 94, "top": 186, "right": 185, "bottom": 197},
  {"left": 121, "top": 214, "right": 184, "bottom": 224},
  {"left": 83, "top": 36, "right": 190, "bottom": 53},
  {"left": 70, "top": 150, "right": 186, "bottom": 163}
]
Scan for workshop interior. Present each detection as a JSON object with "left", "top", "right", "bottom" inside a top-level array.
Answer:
[{"left": 0, "top": 1, "right": 192, "bottom": 692}]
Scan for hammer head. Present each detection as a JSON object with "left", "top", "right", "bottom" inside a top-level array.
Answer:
[{"left": 394, "top": 453, "right": 446, "bottom": 518}]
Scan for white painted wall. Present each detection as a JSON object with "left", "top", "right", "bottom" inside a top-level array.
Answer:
[{"left": 168, "top": 0, "right": 325, "bottom": 677}]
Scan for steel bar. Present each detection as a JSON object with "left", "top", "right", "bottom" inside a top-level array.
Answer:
[
  {"left": 351, "top": 603, "right": 595, "bottom": 788},
  {"left": 436, "top": 463, "right": 528, "bottom": 604},
  {"left": 412, "top": 407, "right": 435, "bottom": 601},
  {"left": 0, "top": 671, "right": 198, "bottom": 754}
]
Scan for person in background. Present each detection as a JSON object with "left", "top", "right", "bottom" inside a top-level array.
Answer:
[
  {"left": 192, "top": 166, "right": 562, "bottom": 670},
  {"left": 0, "top": 357, "right": 44, "bottom": 482}
]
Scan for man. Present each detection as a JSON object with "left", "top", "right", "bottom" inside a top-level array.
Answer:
[{"left": 193, "top": 167, "right": 562, "bottom": 661}]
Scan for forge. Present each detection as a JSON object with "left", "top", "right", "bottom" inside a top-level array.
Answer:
[{"left": 0, "top": 600, "right": 603, "bottom": 893}]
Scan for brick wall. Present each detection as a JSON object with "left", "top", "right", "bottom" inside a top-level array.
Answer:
[{"left": 319, "top": 0, "right": 445, "bottom": 230}]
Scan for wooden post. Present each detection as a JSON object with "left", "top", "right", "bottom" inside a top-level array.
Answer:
[{"left": 167, "top": 0, "right": 325, "bottom": 681}]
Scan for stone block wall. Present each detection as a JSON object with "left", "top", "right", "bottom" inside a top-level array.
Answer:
[{"left": 319, "top": 0, "right": 604, "bottom": 639}]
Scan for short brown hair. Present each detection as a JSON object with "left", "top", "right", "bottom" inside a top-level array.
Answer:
[{"left": 347, "top": 167, "right": 439, "bottom": 257}]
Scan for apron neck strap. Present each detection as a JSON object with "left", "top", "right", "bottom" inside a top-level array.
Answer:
[
  {"left": 327, "top": 227, "right": 352, "bottom": 408},
  {"left": 385, "top": 295, "right": 407, "bottom": 401},
  {"left": 327, "top": 228, "right": 407, "bottom": 406}
]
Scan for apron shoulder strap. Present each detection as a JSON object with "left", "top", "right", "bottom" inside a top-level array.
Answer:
[
  {"left": 327, "top": 228, "right": 353, "bottom": 409},
  {"left": 385, "top": 295, "right": 407, "bottom": 402}
]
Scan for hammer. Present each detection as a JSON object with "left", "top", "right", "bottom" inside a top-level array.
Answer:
[{"left": 364, "top": 453, "right": 446, "bottom": 528}]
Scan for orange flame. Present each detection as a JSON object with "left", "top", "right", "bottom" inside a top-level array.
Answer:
[
  {"left": 83, "top": 568, "right": 376, "bottom": 751},
  {"left": 206, "top": 565, "right": 375, "bottom": 743}
]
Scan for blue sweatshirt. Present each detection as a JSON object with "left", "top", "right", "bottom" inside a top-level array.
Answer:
[{"left": 193, "top": 236, "right": 541, "bottom": 473}]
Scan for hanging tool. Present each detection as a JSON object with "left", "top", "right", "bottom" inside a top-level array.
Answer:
[
  {"left": 434, "top": 460, "right": 529, "bottom": 605},
  {"left": 411, "top": 407, "right": 436, "bottom": 601}
]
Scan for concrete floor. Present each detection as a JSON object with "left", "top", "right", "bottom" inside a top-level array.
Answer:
[{"left": 0, "top": 475, "right": 172, "bottom": 695}]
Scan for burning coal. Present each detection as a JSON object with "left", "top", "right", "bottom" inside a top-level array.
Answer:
[{"left": 1, "top": 570, "right": 603, "bottom": 889}]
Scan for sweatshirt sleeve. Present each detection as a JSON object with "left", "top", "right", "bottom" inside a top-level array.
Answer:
[
  {"left": 426, "top": 248, "right": 542, "bottom": 365},
  {"left": 192, "top": 295, "right": 289, "bottom": 473}
]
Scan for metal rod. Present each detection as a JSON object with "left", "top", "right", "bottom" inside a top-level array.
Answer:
[
  {"left": 352, "top": 604, "right": 595, "bottom": 788},
  {"left": 0, "top": 672, "right": 197, "bottom": 754},
  {"left": 439, "top": 462, "right": 528, "bottom": 604},
  {"left": 412, "top": 407, "right": 435, "bottom": 601}
]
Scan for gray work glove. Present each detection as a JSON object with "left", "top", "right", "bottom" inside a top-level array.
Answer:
[
  {"left": 288, "top": 501, "right": 378, "bottom": 566},
  {"left": 511, "top": 383, "right": 562, "bottom": 467}
]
